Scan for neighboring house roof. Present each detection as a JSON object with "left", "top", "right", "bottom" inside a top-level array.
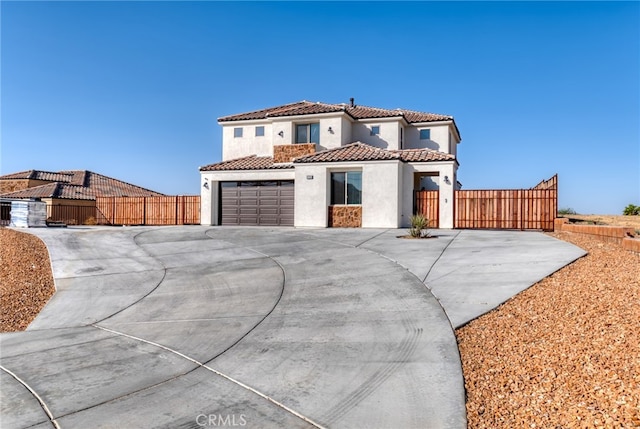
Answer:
[
  {"left": 294, "top": 142, "right": 455, "bottom": 164},
  {"left": 218, "top": 100, "right": 455, "bottom": 125},
  {"left": 200, "top": 155, "right": 294, "bottom": 171},
  {"left": 0, "top": 170, "right": 164, "bottom": 200},
  {"left": 0, "top": 170, "right": 77, "bottom": 182},
  {"left": 1, "top": 183, "right": 96, "bottom": 200},
  {"left": 200, "top": 143, "right": 455, "bottom": 172}
]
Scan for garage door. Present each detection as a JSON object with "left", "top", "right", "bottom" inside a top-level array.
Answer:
[{"left": 220, "top": 181, "right": 294, "bottom": 226}]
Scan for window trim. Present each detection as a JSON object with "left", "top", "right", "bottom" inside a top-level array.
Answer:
[
  {"left": 233, "top": 127, "right": 243, "bottom": 138},
  {"left": 330, "top": 170, "right": 362, "bottom": 206},
  {"left": 255, "top": 126, "right": 265, "bottom": 137},
  {"left": 295, "top": 123, "right": 320, "bottom": 144}
]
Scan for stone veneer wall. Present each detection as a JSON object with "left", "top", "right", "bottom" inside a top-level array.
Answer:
[
  {"left": 273, "top": 144, "right": 316, "bottom": 163},
  {"left": 328, "top": 205, "right": 362, "bottom": 228}
]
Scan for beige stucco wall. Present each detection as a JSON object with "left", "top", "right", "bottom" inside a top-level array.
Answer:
[
  {"left": 220, "top": 116, "right": 460, "bottom": 161},
  {"left": 401, "top": 161, "right": 457, "bottom": 228},
  {"left": 404, "top": 123, "right": 450, "bottom": 152},
  {"left": 221, "top": 113, "right": 351, "bottom": 161},
  {"left": 222, "top": 122, "right": 274, "bottom": 160},
  {"left": 294, "top": 161, "right": 402, "bottom": 228},
  {"left": 351, "top": 120, "right": 403, "bottom": 150},
  {"left": 293, "top": 164, "right": 330, "bottom": 227}
]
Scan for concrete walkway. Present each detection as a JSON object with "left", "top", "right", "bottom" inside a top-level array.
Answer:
[{"left": 0, "top": 227, "right": 585, "bottom": 429}]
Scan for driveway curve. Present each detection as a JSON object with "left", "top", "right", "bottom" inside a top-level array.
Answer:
[{"left": 0, "top": 226, "right": 585, "bottom": 429}]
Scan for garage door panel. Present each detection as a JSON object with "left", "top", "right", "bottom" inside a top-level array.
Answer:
[
  {"left": 259, "top": 208, "right": 278, "bottom": 215},
  {"left": 220, "top": 180, "right": 294, "bottom": 226},
  {"left": 259, "top": 200, "right": 278, "bottom": 206}
]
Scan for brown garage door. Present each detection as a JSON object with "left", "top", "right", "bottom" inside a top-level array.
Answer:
[{"left": 220, "top": 181, "right": 294, "bottom": 226}]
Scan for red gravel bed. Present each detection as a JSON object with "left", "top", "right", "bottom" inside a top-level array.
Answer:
[
  {"left": 456, "top": 232, "right": 640, "bottom": 428},
  {"left": 0, "top": 227, "right": 55, "bottom": 332}
]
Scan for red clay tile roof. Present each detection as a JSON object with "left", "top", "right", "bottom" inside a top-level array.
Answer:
[
  {"left": 218, "top": 100, "right": 454, "bottom": 124},
  {"left": 293, "top": 142, "right": 455, "bottom": 164},
  {"left": 1, "top": 183, "right": 96, "bottom": 200},
  {"left": 0, "top": 170, "right": 164, "bottom": 200},
  {"left": 0, "top": 170, "right": 76, "bottom": 182},
  {"left": 199, "top": 155, "right": 294, "bottom": 171},
  {"left": 218, "top": 101, "right": 345, "bottom": 122},
  {"left": 293, "top": 143, "right": 399, "bottom": 163},
  {"left": 391, "top": 148, "right": 456, "bottom": 162}
]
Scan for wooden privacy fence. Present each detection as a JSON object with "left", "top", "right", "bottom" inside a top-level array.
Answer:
[
  {"left": 454, "top": 175, "right": 557, "bottom": 231},
  {"left": 414, "top": 175, "right": 558, "bottom": 231},
  {"left": 414, "top": 190, "right": 439, "bottom": 228},
  {"left": 96, "top": 196, "right": 200, "bottom": 226},
  {"left": 48, "top": 205, "right": 97, "bottom": 225}
]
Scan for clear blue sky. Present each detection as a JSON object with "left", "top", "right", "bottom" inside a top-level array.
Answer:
[{"left": 2, "top": 1, "right": 638, "bottom": 214}]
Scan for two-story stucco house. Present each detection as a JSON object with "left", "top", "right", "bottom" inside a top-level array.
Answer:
[{"left": 199, "top": 99, "right": 461, "bottom": 228}]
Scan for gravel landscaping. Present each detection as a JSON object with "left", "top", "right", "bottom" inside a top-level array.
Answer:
[
  {"left": 457, "top": 232, "right": 640, "bottom": 428},
  {"left": 1, "top": 226, "right": 638, "bottom": 427},
  {"left": 0, "top": 227, "right": 55, "bottom": 331}
]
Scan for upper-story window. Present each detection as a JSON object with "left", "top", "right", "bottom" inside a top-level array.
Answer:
[
  {"left": 234, "top": 127, "right": 243, "bottom": 138},
  {"left": 370, "top": 125, "right": 380, "bottom": 136},
  {"left": 419, "top": 129, "right": 431, "bottom": 140},
  {"left": 296, "top": 123, "right": 319, "bottom": 144},
  {"left": 255, "top": 126, "right": 265, "bottom": 137}
]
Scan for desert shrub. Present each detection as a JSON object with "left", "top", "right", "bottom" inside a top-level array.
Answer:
[
  {"left": 84, "top": 216, "right": 98, "bottom": 225},
  {"left": 623, "top": 204, "right": 640, "bottom": 216},
  {"left": 409, "top": 214, "right": 430, "bottom": 238},
  {"left": 558, "top": 207, "right": 577, "bottom": 215}
]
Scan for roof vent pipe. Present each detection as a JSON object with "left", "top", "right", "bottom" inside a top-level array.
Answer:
[{"left": 350, "top": 97, "right": 354, "bottom": 107}]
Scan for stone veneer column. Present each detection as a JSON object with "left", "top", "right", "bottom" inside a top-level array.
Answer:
[{"left": 328, "top": 206, "right": 362, "bottom": 227}]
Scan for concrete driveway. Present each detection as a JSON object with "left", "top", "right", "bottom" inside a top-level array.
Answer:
[{"left": 0, "top": 227, "right": 585, "bottom": 429}]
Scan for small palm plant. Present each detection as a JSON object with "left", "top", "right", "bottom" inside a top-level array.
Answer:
[{"left": 409, "top": 214, "right": 430, "bottom": 238}]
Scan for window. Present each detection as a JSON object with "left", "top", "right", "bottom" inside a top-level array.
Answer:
[
  {"left": 255, "top": 126, "right": 265, "bottom": 137},
  {"left": 331, "top": 171, "right": 362, "bottom": 205},
  {"left": 296, "top": 123, "right": 320, "bottom": 144},
  {"left": 419, "top": 129, "right": 431, "bottom": 140},
  {"left": 234, "top": 127, "right": 243, "bottom": 138},
  {"left": 370, "top": 125, "right": 380, "bottom": 136}
]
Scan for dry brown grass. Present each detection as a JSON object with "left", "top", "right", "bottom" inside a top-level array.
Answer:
[{"left": 561, "top": 214, "right": 640, "bottom": 231}]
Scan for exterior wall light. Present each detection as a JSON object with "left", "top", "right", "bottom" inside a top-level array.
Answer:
[
  {"left": 444, "top": 176, "right": 450, "bottom": 184},
  {"left": 278, "top": 131, "right": 284, "bottom": 137},
  {"left": 328, "top": 126, "right": 333, "bottom": 133}
]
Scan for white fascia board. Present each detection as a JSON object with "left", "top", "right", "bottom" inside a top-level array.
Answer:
[
  {"left": 201, "top": 169, "right": 295, "bottom": 181},
  {"left": 408, "top": 159, "right": 459, "bottom": 168},
  {"left": 217, "top": 118, "right": 271, "bottom": 126},
  {"left": 410, "top": 120, "right": 454, "bottom": 128}
]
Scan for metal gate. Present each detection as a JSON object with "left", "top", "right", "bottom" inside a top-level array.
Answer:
[{"left": 220, "top": 181, "right": 294, "bottom": 226}]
